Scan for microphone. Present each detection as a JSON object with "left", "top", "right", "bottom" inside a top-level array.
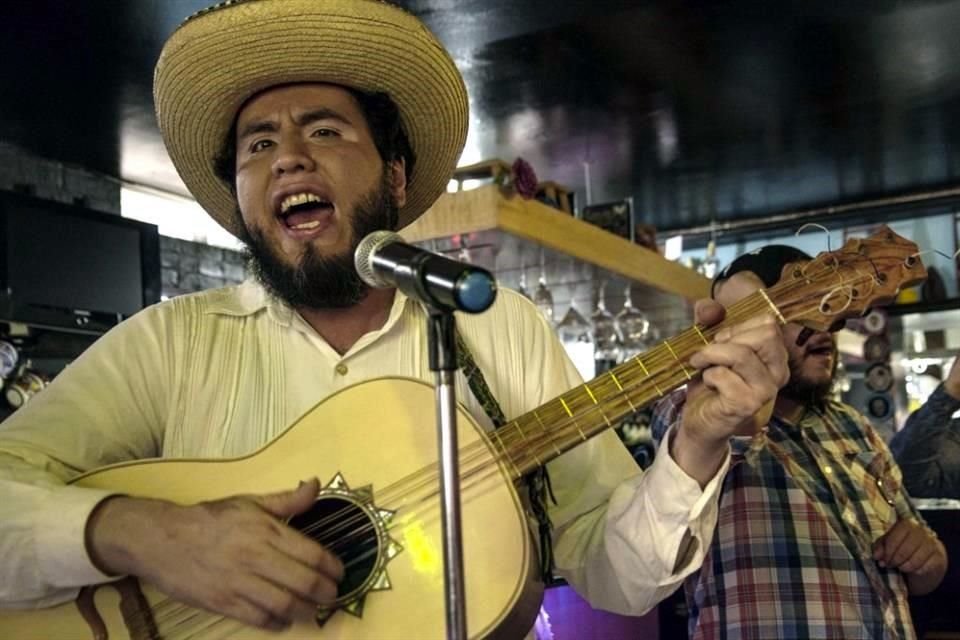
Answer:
[{"left": 354, "top": 231, "right": 497, "bottom": 313}]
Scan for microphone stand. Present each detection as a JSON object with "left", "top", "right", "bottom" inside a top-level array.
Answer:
[
  {"left": 426, "top": 308, "right": 468, "bottom": 640},
  {"left": 354, "top": 230, "right": 498, "bottom": 640}
]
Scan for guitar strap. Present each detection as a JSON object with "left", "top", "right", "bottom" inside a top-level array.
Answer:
[{"left": 455, "top": 331, "right": 557, "bottom": 583}]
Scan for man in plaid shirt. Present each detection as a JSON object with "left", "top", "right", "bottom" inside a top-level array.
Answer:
[{"left": 652, "top": 245, "right": 948, "bottom": 640}]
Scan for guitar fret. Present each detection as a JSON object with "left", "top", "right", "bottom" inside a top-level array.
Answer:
[
  {"left": 558, "top": 398, "right": 587, "bottom": 442},
  {"left": 586, "top": 382, "right": 613, "bottom": 428},
  {"left": 758, "top": 289, "right": 787, "bottom": 324},
  {"left": 608, "top": 369, "right": 639, "bottom": 411},
  {"left": 693, "top": 324, "right": 709, "bottom": 345},
  {"left": 533, "top": 410, "right": 563, "bottom": 457},
  {"left": 663, "top": 340, "right": 692, "bottom": 380},
  {"left": 634, "top": 356, "right": 663, "bottom": 396},
  {"left": 511, "top": 420, "right": 542, "bottom": 466},
  {"left": 608, "top": 371, "right": 624, "bottom": 390},
  {"left": 583, "top": 382, "right": 598, "bottom": 404},
  {"left": 491, "top": 430, "right": 521, "bottom": 479},
  {"left": 526, "top": 446, "right": 542, "bottom": 466}
]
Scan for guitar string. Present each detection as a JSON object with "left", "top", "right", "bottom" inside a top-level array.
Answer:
[
  {"left": 152, "top": 298, "right": 877, "bottom": 638},
  {"left": 291, "top": 263, "right": 853, "bottom": 539},
  {"left": 294, "top": 257, "right": 886, "bottom": 543},
  {"left": 271, "top": 298, "right": 774, "bottom": 548},
  {"left": 145, "top": 264, "right": 871, "bottom": 639},
  {"left": 144, "top": 265, "right": 874, "bottom": 635},
  {"left": 143, "top": 310, "right": 750, "bottom": 637},
  {"left": 270, "top": 261, "right": 876, "bottom": 543},
  {"left": 144, "top": 326, "right": 803, "bottom": 640},
  {"left": 145, "top": 264, "right": 887, "bottom": 636},
  {"left": 293, "top": 263, "right": 887, "bottom": 554},
  {"left": 146, "top": 299, "right": 818, "bottom": 640}
]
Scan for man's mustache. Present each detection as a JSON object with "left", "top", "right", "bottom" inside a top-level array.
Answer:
[{"left": 795, "top": 319, "right": 845, "bottom": 348}]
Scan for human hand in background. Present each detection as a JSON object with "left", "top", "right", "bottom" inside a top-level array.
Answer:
[
  {"left": 943, "top": 353, "right": 960, "bottom": 400},
  {"left": 873, "top": 518, "right": 948, "bottom": 596}
]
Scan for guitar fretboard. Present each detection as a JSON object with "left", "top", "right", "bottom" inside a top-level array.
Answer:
[{"left": 488, "top": 290, "right": 782, "bottom": 478}]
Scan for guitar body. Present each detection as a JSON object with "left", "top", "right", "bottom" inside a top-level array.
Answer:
[{"left": 0, "top": 378, "right": 542, "bottom": 639}]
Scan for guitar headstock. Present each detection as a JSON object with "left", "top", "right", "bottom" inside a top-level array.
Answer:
[{"left": 766, "top": 226, "right": 927, "bottom": 331}]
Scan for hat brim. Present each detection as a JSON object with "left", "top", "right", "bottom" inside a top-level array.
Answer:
[{"left": 154, "top": 0, "right": 468, "bottom": 238}]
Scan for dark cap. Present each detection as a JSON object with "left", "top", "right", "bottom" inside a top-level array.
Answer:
[{"left": 711, "top": 245, "right": 812, "bottom": 298}]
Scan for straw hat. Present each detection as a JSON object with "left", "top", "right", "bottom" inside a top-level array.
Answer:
[{"left": 154, "top": 0, "right": 469, "bottom": 238}]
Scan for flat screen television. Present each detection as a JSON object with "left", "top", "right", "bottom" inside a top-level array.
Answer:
[{"left": 0, "top": 191, "right": 161, "bottom": 334}]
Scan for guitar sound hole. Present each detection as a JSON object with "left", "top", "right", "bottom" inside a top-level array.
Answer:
[{"left": 288, "top": 496, "right": 380, "bottom": 600}]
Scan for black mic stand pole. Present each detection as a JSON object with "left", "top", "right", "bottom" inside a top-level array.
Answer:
[
  {"left": 355, "top": 230, "right": 498, "bottom": 639},
  {"left": 427, "top": 307, "right": 468, "bottom": 640}
]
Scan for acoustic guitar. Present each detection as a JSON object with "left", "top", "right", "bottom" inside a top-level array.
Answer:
[{"left": 0, "top": 227, "right": 926, "bottom": 639}]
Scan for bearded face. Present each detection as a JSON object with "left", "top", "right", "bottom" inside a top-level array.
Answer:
[
  {"left": 779, "top": 326, "right": 838, "bottom": 407},
  {"left": 713, "top": 270, "right": 840, "bottom": 408},
  {"left": 239, "top": 168, "right": 397, "bottom": 310}
]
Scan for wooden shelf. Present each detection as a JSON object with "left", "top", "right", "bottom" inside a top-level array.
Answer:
[{"left": 401, "top": 185, "right": 711, "bottom": 302}]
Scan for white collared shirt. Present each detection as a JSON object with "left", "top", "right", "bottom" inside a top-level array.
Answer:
[{"left": 0, "top": 280, "right": 727, "bottom": 614}]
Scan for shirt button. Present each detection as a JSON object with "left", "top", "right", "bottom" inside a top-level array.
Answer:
[
  {"left": 844, "top": 510, "right": 856, "bottom": 524},
  {"left": 884, "top": 608, "right": 896, "bottom": 626},
  {"left": 335, "top": 363, "right": 349, "bottom": 376}
]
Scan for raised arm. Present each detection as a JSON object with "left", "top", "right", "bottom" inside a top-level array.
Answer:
[{"left": 890, "top": 358, "right": 960, "bottom": 498}]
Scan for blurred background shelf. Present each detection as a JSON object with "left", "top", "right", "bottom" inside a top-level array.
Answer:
[{"left": 402, "top": 184, "right": 711, "bottom": 303}]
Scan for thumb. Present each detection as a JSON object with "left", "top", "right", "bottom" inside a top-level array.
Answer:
[
  {"left": 873, "top": 533, "right": 887, "bottom": 561},
  {"left": 694, "top": 298, "right": 726, "bottom": 328},
  {"left": 257, "top": 478, "right": 320, "bottom": 519}
]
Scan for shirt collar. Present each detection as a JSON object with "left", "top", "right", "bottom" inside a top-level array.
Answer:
[
  {"left": 203, "top": 278, "right": 421, "bottom": 350},
  {"left": 202, "top": 279, "right": 274, "bottom": 317}
]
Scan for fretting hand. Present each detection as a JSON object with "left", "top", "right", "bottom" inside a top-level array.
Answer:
[{"left": 670, "top": 299, "right": 789, "bottom": 486}]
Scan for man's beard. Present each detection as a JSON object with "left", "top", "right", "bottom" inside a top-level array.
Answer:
[
  {"left": 239, "top": 171, "right": 398, "bottom": 310},
  {"left": 780, "top": 351, "right": 838, "bottom": 408}
]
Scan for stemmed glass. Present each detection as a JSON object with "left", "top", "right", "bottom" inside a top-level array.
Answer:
[
  {"left": 533, "top": 248, "right": 555, "bottom": 323},
  {"left": 516, "top": 259, "right": 530, "bottom": 299},
  {"left": 456, "top": 235, "right": 472, "bottom": 265},
  {"left": 697, "top": 239, "right": 720, "bottom": 279},
  {"left": 556, "top": 304, "right": 591, "bottom": 344},
  {"left": 556, "top": 259, "right": 591, "bottom": 343},
  {"left": 590, "top": 281, "right": 620, "bottom": 361},
  {"left": 615, "top": 284, "right": 651, "bottom": 358}
]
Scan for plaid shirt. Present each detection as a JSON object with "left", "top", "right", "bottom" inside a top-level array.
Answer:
[{"left": 653, "top": 390, "right": 923, "bottom": 640}]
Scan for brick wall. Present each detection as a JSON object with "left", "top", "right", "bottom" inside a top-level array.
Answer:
[
  {"left": 0, "top": 142, "right": 120, "bottom": 215},
  {"left": 160, "top": 236, "right": 248, "bottom": 298}
]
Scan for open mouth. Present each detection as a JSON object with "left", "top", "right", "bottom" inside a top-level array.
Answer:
[
  {"left": 277, "top": 192, "right": 335, "bottom": 231},
  {"left": 806, "top": 344, "right": 835, "bottom": 358}
]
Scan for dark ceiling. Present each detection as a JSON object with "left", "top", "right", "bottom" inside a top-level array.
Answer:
[{"left": 3, "top": 0, "right": 960, "bottom": 240}]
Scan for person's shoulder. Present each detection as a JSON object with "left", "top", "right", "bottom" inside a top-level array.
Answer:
[
  {"left": 453, "top": 287, "right": 562, "bottom": 364},
  {"left": 828, "top": 399, "right": 867, "bottom": 422},
  {"left": 826, "top": 398, "right": 884, "bottom": 440},
  {"left": 464, "top": 286, "right": 549, "bottom": 328},
  {"left": 128, "top": 281, "right": 264, "bottom": 327},
  {"left": 491, "top": 287, "right": 542, "bottom": 316}
]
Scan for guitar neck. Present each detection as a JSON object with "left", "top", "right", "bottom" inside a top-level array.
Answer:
[{"left": 489, "top": 289, "right": 783, "bottom": 478}]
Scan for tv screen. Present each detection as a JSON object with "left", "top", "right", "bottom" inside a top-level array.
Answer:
[{"left": 0, "top": 191, "right": 160, "bottom": 333}]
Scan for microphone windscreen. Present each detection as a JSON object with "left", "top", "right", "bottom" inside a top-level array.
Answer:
[{"left": 354, "top": 230, "right": 402, "bottom": 288}]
